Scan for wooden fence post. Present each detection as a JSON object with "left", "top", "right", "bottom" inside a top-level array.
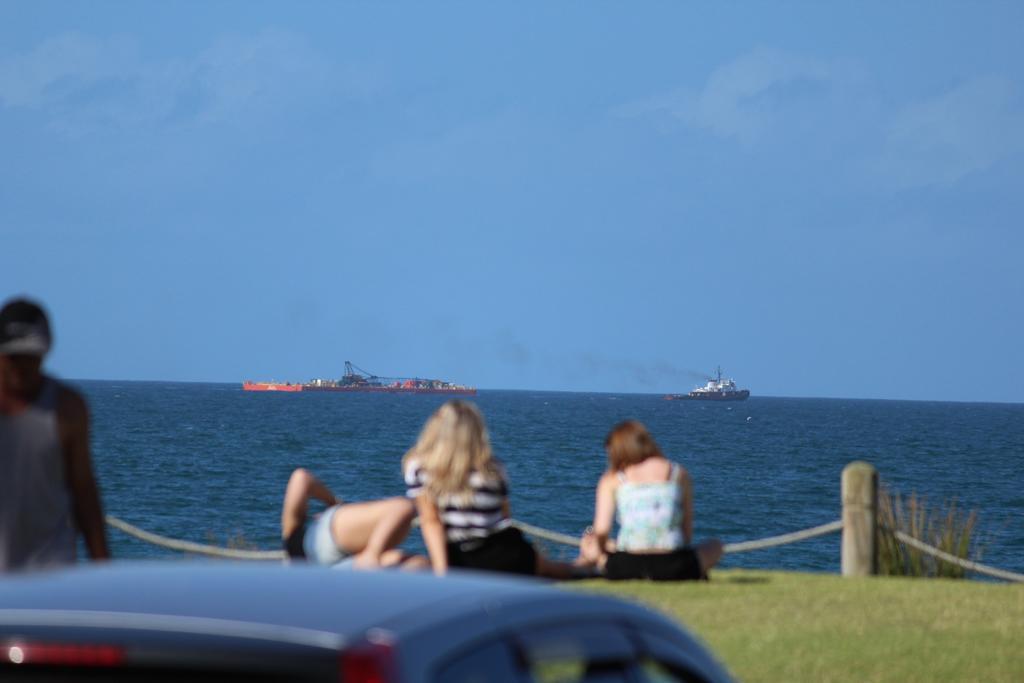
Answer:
[{"left": 842, "top": 461, "right": 878, "bottom": 577}]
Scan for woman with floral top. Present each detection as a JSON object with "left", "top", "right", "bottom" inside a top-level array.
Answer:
[{"left": 580, "top": 420, "right": 723, "bottom": 580}]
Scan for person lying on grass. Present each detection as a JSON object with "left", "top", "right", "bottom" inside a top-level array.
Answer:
[{"left": 281, "top": 468, "right": 426, "bottom": 569}]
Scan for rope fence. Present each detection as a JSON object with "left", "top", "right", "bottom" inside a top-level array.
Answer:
[
  {"left": 511, "top": 520, "right": 582, "bottom": 548},
  {"left": 105, "top": 513, "right": 1023, "bottom": 583},
  {"left": 105, "top": 515, "right": 286, "bottom": 561},
  {"left": 104, "top": 515, "right": 847, "bottom": 557},
  {"left": 890, "top": 529, "right": 1024, "bottom": 583},
  {"left": 722, "top": 520, "right": 843, "bottom": 554}
]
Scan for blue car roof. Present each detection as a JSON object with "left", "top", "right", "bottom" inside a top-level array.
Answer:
[{"left": 0, "top": 563, "right": 622, "bottom": 645}]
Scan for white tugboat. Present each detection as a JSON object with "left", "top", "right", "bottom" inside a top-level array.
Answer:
[{"left": 664, "top": 366, "right": 750, "bottom": 401}]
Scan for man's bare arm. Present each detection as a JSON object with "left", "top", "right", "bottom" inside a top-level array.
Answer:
[{"left": 58, "top": 386, "right": 110, "bottom": 561}]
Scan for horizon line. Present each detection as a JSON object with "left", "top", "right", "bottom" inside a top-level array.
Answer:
[{"left": 61, "top": 377, "right": 1024, "bottom": 407}]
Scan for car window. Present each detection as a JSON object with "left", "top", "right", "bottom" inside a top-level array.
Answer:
[
  {"left": 516, "top": 621, "right": 637, "bottom": 683},
  {"left": 629, "top": 628, "right": 718, "bottom": 683},
  {"left": 435, "top": 639, "right": 524, "bottom": 683},
  {"left": 527, "top": 659, "right": 631, "bottom": 683},
  {"left": 436, "top": 621, "right": 643, "bottom": 683}
]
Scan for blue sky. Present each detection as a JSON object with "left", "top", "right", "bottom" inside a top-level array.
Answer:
[{"left": 2, "top": 3, "right": 1022, "bottom": 402}]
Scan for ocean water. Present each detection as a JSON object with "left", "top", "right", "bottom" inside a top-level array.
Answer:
[{"left": 78, "top": 381, "right": 1024, "bottom": 576}]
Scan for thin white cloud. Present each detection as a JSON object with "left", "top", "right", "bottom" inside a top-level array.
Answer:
[
  {"left": 692, "top": 48, "right": 833, "bottom": 142},
  {"left": 877, "top": 75, "right": 1024, "bottom": 188},
  {"left": 613, "top": 48, "right": 839, "bottom": 143},
  {"left": 188, "top": 30, "right": 331, "bottom": 124},
  {"left": 0, "top": 30, "right": 355, "bottom": 133},
  {"left": 615, "top": 49, "right": 1024, "bottom": 191},
  {"left": 0, "top": 33, "right": 128, "bottom": 107}
]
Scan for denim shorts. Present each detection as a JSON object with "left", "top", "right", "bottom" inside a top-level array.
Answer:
[
  {"left": 301, "top": 501, "right": 350, "bottom": 565},
  {"left": 289, "top": 504, "right": 351, "bottom": 566}
]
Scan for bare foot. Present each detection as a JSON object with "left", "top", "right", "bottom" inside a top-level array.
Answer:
[
  {"left": 399, "top": 555, "right": 430, "bottom": 571},
  {"left": 353, "top": 552, "right": 381, "bottom": 570},
  {"left": 354, "top": 550, "right": 427, "bottom": 571}
]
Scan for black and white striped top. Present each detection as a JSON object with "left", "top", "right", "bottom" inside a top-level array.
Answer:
[{"left": 404, "top": 457, "right": 512, "bottom": 543}]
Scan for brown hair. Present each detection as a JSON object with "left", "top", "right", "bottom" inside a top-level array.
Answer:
[{"left": 604, "top": 420, "right": 662, "bottom": 471}]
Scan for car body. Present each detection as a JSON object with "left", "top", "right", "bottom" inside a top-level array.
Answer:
[{"left": 0, "top": 562, "right": 733, "bottom": 682}]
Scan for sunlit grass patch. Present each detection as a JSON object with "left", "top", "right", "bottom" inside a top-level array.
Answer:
[{"left": 573, "top": 569, "right": 1024, "bottom": 683}]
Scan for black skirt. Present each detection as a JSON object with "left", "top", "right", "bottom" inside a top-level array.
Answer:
[
  {"left": 446, "top": 527, "right": 538, "bottom": 576},
  {"left": 605, "top": 547, "right": 703, "bottom": 581}
]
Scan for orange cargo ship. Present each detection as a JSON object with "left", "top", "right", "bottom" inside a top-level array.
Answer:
[
  {"left": 242, "top": 382, "right": 304, "bottom": 392},
  {"left": 243, "top": 361, "right": 476, "bottom": 396}
]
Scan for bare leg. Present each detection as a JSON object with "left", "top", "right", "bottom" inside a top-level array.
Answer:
[
  {"left": 378, "top": 549, "right": 430, "bottom": 571},
  {"left": 400, "top": 554, "right": 431, "bottom": 571},
  {"left": 696, "top": 539, "right": 724, "bottom": 576},
  {"left": 282, "top": 468, "right": 339, "bottom": 541},
  {"left": 281, "top": 469, "right": 314, "bottom": 540},
  {"left": 329, "top": 497, "right": 416, "bottom": 568}
]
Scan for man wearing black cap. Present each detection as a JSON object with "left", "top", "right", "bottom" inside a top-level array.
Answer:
[{"left": 0, "top": 297, "right": 110, "bottom": 571}]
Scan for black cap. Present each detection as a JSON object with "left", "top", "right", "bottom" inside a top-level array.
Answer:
[{"left": 0, "top": 298, "right": 52, "bottom": 356}]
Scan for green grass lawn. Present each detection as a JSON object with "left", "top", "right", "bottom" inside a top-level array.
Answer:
[{"left": 574, "top": 570, "right": 1024, "bottom": 683}]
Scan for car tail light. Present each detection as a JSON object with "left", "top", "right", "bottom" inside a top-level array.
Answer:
[
  {"left": 6, "top": 642, "right": 125, "bottom": 667},
  {"left": 339, "top": 635, "right": 396, "bottom": 683}
]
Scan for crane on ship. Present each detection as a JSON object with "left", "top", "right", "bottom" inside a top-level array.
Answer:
[{"left": 340, "top": 361, "right": 434, "bottom": 387}]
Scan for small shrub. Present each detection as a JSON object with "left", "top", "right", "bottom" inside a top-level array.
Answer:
[{"left": 877, "top": 485, "right": 980, "bottom": 578}]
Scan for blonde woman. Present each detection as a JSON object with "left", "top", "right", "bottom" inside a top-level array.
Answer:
[
  {"left": 403, "top": 401, "right": 576, "bottom": 578},
  {"left": 580, "top": 420, "right": 723, "bottom": 580}
]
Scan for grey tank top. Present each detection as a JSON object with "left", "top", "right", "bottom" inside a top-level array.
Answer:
[{"left": 0, "top": 378, "right": 76, "bottom": 571}]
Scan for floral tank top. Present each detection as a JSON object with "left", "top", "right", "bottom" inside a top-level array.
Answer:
[{"left": 614, "top": 463, "right": 685, "bottom": 552}]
